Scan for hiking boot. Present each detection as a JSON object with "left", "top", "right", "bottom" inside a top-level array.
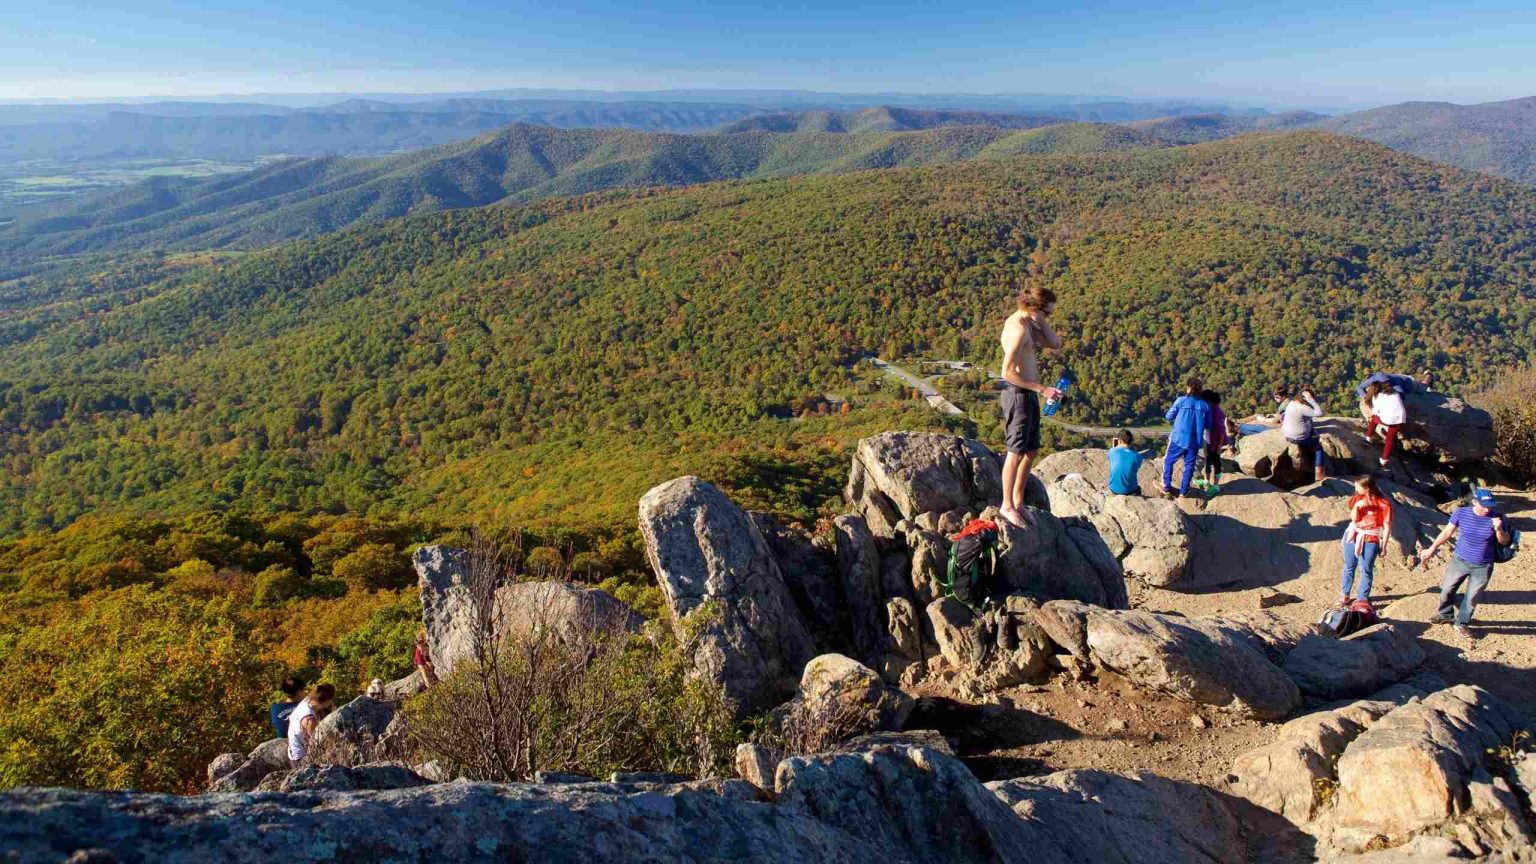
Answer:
[
  {"left": 1428, "top": 613, "right": 1452, "bottom": 625},
  {"left": 1378, "top": 458, "right": 1389, "bottom": 468},
  {"left": 1162, "top": 487, "right": 1177, "bottom": 500},
  {"left": 1454, "top": 623, "right": 1478, "bottom": 641}
]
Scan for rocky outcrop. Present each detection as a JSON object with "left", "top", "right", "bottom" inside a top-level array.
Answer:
[
  {"left": 255, "top": 762, "right": 431, "bottom": 793},
  {"left": 880, "top": 597, "right": 928, "bottom": 685},
  {"left": 414, "top": 545, "right": 642, "bottom": 679},
  {"left": 1228, "top": 677, "right": 1441, "bottom": 822},
  {"left": 1281, "top": 624, "right": 1426, "bottom": 701},
  {"left": 751, "top": 511, "right": 845, "bottom": 651},
  {"left": 991, "top": 507, "right": 1127, "bottom": 609},
  {"left": 1033, "top": 448, "right": 1163, "bottom": 498},
  {"left": 639, "top": 476, "right": 816, "bottom": 717},
  {"left": 1235, "top": 421, "right": 1371, "bottom": 489},
  {"left": 1080, "top": 608, "right": 1302, "bottom": 720},
  {"left": 927, "top": 597, "right": 991, "bottom": 670},
  {"left": 844, "top": 432, "right": 1043, "bottom": 537},
  {"left": 206, "top": 737, "right": 290, "bottom": 792},
  {"left": 1045, "top": 474, "right": 1192, "bottom": 587},
  {"left": 797, "top": 654, "right": 913, "bottom": 734},
  {"left": 1377, "top": 390, "right": 1496, "bottom": 464},
  {"left": 309, "top": 695, "right": 405, "bottom": 765}
]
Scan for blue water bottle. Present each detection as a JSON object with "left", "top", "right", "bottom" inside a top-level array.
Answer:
[{"left": 1043, "top": 375, "right": 1071, "bottom": 416}]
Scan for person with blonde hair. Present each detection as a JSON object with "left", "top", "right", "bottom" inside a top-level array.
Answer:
[
  {"left": 413, "top": 629, "right": 438, "bottom": 687},
  {"left": 997, "top": 282, "right": 1064, "bottom": 527}
]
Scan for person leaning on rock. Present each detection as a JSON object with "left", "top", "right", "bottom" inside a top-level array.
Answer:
[
  {"left": 286, "top": 683, "right": 336, "bottom": 766},
  {"left": 414, "top": 629, "right": 439, "bottom": 688},
  {"left": 997, "top": 281, "right": 1064, "bottom": 528},
  {"left": 1417, "top": 488, "right": 1511, "bottom": 641}
]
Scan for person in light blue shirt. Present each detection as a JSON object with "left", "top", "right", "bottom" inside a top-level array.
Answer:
[
  {"left": 1162, "top": 378, "right": 1212, "bottom": 498},
  {"left": 1107, "top": 429, "right": 1145, "bottom": 496}
]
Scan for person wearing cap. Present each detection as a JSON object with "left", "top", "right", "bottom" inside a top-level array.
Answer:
[{"left": 1417, "top": 488, "right": 1511, "bottom": 640}]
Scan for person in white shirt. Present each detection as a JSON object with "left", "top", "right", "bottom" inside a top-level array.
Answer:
[
  {"left": 1365, "top": 382, "right": 1407, "bottom": 467},
  {"left": 286, "top": 683, "right": 336, "bottom": 766}
]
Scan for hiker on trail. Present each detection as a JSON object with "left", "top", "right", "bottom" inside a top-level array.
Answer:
[
  {"left": 1107, "top": 429, "right": 1145, "bottom": 496},
  {"left": 286, "top": 683, "right": 336, "bottom": 766},
  {"left": 1364, "top": 381, "right": 1407, "bottom": 468},
  {"left": 1417, "top": 488, "right": 1512, "bottom": 640},
  {"left": 270, "top": 676, "right": 305, "bottom": 739},
  {"left": 1200, "top": 390, "right": 1228, "bottom": 490},
  {"left": 414, "top": 630, "right": 439, "bottom": 688},
  {"left": 1161, "top": 378, "right": 1212, "bottom": 499},
  {"left": 1339, "top": 475, "right": 1393, "bottom": 606},
  {"left": 1275, "top": 385, "right": 1327, "bottom": 483},
  {"left": 998, "top": 283, "right": 1064, "bottom": 528}
]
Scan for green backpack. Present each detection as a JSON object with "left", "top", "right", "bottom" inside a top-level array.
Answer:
[{"left": 943, "top": 519, "right": 1001, "bottom": 610}]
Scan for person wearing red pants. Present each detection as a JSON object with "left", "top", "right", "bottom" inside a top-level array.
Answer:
[{"left": 1366, "top": 381, "right": 1407, "bottom": 467}]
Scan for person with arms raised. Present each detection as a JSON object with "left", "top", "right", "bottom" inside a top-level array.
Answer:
[
  {"left": 997, "top": 282, "right": 1064, "bottom": 528},
  {"left": 1161, "top": 379, "right": 1211, "bottom": 499},
  {"left": 1275, "top": 384, "right": 1326, "bottom": 483},
  {"left": 1417, "top": 488, "right": 1511, "bottom": 640}
]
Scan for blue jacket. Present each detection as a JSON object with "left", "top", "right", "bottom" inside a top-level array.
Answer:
[{"left": 1165, "top": 395, "right": 1212, "bottom": 451}]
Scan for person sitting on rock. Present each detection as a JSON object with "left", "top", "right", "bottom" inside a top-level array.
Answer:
[
  {"left": 1339, "top": 475, "right": 1393, "bottom": 607},
  {"left": 1107, "top": 429, "right": 1145, "bottom": 496},
  {"left": 1199, "top": 390, "right": 1228, "bottom": 491},
  {"left": 1162, "top": 378, "right": 1211, "bottom": 499},
  {"left": 286, "top": 683, "right": 336, "bottom": 766},
  {"left": 1364, "top": 381, "right": 1407, "bottom": 468},
  {"left": 1417, "top": 488, "right": 1511, "bottom": 641},
  {"left": 269, "top": 676, "right": 305, "bottom": 739},
  {"left": 1274, "top": 384, "right": 1326, "bottom": 483},
  {"left": 414, "top": 629, "right": 439, "bottom": 688},
  {"left": 997, "top": 281, "right": 1064, "bottom": 527}
]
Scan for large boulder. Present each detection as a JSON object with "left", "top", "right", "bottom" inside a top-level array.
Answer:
[
  {"left": 255, "top": 762, "right": 431, "bottom": 793},
  {"left": 1377, "top": 390, "right": 1496, "bottom": 465},
  {"left": 926, "top": 597, "right": 990, "bottom": 671},
  {"left": 639, "top": 477, "right": 817, "bottom": 717},
  {"left": 992, "top": 507, "right": 1127, "bottom": 609},
  {"left": 206, "top": 737, "right": 290, "bottom": 792},
  {"left": 1234, "top": 420, "right": 1373, "bottom": 489},
  {"left": 1032, "top": 448, "right": 1163, "bottom": 498},
  {"left": 1082, "top": 608, "right": 1302, "bottom": 720},
  {"left": 1331, "top": 685, "right": 1533, "bottom": 843},
  {"left": 309, "top": 695, "right": 405, "bottom": 765},
  {"left": 880, "top": 597, "right": 928, "bottom": 685},
  {"left": 797, "top": 653, "right": 914, "bottom": 734},
  {"left": 844, "top": 432, "right": 1043, "bottom": 538},
  {"left": 414, "top": 545, "right": 642, "bottom": 678},
  {"left": 1281, "top": 624, "right": 1426, "bottom": 701},
  {"left": 750, "top": 512, "right": 845, "bottom": 652},
  {"left": 1045, "top": 474, "right": 1191, "bottom": 588},
  {"left": 1228, "top": 677, "right": 1441, "bottom": 823}
]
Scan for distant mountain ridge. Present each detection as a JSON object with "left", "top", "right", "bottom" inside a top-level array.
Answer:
[
  {"left": 716, "top": 106, "right": 1066, "bottom": 133},
  {"left": 1313, "top": 96, "right": 1536, "bottom": 184},
  {"left": 0, "top": 120, "right": 1171, "bottom": 259}
]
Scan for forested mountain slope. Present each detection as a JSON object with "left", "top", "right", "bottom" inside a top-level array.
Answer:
[
  {"left": 715, "top": 106, "right": 1065, "bottom": 133},
  {"left": 0, "top": 122, "right": 1145, "bottom": 260},
  {"left": 3, "top": 132, "right": 1535, "bottom": 538},
  {"left": 1129, "top": 110, "right": 1326, "bottom": 144},
  {"left": 1314, "top": 96, "right": 1536, "bottom": 184}
]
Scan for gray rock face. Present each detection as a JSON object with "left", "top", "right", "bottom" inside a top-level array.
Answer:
[
  {"left": 309, "top": 695, "right": 403, "bottom": 765},
  {"left": 1033, "top": 448, "right": 1163, "bottom": 498},
  {"left": 927, "top": 597, "right": 990, "bottom": 671},
  {"left": 1281, "top": 624, "right": 1426, "bottom": 701},
  {"left": 255, "top": 762, "right": 431, "bottom": 793},
  {"left": 1234, "top": 422, "right": 1368, "bottom": 489},
  {"left": 1083, "top": 609, "right": 1302, "bottom": 720},
  {"left": 833, "top": 514, "right": 886, "bottom": 668},
  {"left": 797, "top": 653, "right": 913, "bottom": 734},
  {"left": 992, "top": 507, "right": 1127, "bottom": 609},
  {"left": 990, "top": 769, "right": 1251, "bottom": 864},
  {"left": 639, "top": 476, "right": 817, "bottom": 717},
  {"left": 1032, "top": 600, "right": 1093, "bottom": 659},
  {"left": 844, "top": 432, "right": 1043, "bottom": 538},
  {"left": 414, "top": 546, "right": 642, "bottom": 680},
  {"left": 1045, "top": 474, "right": 1192, "bottom": 588},
  {"left": 881, "top": 597, "right": 927, "bottom": 685},
  {"left": 1390, "top": 390, "right": 1496, "bottom": 464},
  {"left": 205, "top": 737, "right": 290, "bottom": 792}
]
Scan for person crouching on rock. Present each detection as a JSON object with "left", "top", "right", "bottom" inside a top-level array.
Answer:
[
  {"left": 998, "top": 281, "right": 1064, "bottom": 528},
  {"left": 1364, "top": 381, "right": 1406, "bottom": 468},
  {"left": 1417, "top": 488, "right": 1511, "bottom": 641},
  {"left": 1274, "top": 384, "right": 1326, "bottom": 483},
  {"left": 1161, "top": 378, "right": 1211, "bottom": 499},
  {"left": 1340, "top": 475, "right": 1393, "bottom": 607},
  {"left": 414, "top": 629, "right": 439, "bottom": 688},
  {"left": 286, "top": 683, "right": 336, "bottom": 767}
]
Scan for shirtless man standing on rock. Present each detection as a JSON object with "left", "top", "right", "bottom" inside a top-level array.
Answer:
[{"left": 999, "top": 283, "right": 1064, "bottom": 528}]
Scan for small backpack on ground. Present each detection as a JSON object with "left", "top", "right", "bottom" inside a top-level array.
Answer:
[
  {"left": 1494, "top": 529, "right": 1522, "bottom": 565},
  {"left": 944, "top": 519, "right": 1001, "bottom": 610},
  {"left": 1320, "top": 599, "right": 1378, "bottom": 639}
]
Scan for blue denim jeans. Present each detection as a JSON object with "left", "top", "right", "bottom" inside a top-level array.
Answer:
[
  {"left": 1340, "top": 537, "right": 1379, "bottom": 600},
  {"left": 1436, "top": 555, "right": 1493, "bottom": 626},
  {"left": 1163, "top": 442, "right": 1198, "bottom": 494}
]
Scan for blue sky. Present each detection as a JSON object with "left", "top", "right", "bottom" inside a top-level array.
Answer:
[{"left": 5, "top": 0, "right": 1535, "bottom": 108}]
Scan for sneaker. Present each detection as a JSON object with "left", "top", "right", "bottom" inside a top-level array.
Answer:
[
  {"left": 1162, "top": 487, "right": 1177, "bottom": 500},
  {"left": 1379, "top": 458, "right": 1389, "bottom": 467},
  {"left": 1454, "top": 624, "right": 1478, "bottom": 641},
  {"left": 1335, "top": 594, "right": 1350, "bottom": 608},
  {"left": 1428, "top": 613, "right": 1452, "bottom": 625}
]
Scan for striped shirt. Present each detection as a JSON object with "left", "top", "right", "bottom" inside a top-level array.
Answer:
[{"left": 1450, "top": 506, "right": 1502, "bottom": 565}]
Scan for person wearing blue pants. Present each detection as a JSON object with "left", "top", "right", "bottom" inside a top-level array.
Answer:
[
  {"left": 1339, "top": 476, "right": 1392, "bottom": 605},
  {"left": 1162, "top": 378, "right": 1212, "bottom": 499},
  {"left": 1274, "top": 384, "right": 1327, "bottom": 483}
]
